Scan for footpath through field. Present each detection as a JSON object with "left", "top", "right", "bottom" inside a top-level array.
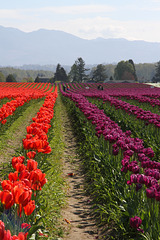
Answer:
[{"left": 58, "top": 94, "right": 100, "bottom": 240}]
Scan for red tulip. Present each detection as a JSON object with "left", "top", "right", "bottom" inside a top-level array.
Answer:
[
  {"left": 29, "top": 169, "right": 47, "bottom": 191},
  {"left": 38, "top": 145, "right": 51, "bottom": 154},
  {"left": 17, "top": 232, "right": 27, "bottom": 240},
  {"left": 0, "top": 220, "right": 5, "bottom": 240},
  {"left": 1, "top": 119, "right": 7, "bottom": 125},
  {"left": 19, "top": 181, "right": 31, "bottom": 192},
  {"left": 12, "top": 184, "right": 32, "bottom": 207},
  {"left": 0, "top": 190, "right": 14, "bottom": 209},
  {"left": 26, "top": 151, "right": 36, "bottom": 159},
  {"left": 27, "top": 159, "right": 38, "bottom": 172},
  {"left": 21, "top": 222, "right": 31, "bottom": 230},
  {"left": 8, "top": 171, "right": 18, "bottom": 182},
  {"left": 3, "top": 230, "right": 12, "bottom": 240},
  {"left": 23, "top": 200, "right": 35, "bottom": 215},
  {"left": 1, "top": 180, "right": 13, "bottom": 191},
  {"left": 11, "top": 232, "right": 27, "bottom": 240},
  {"left": 12, "top": 185, "right": 24, "bottom": 205},
  {"left": 14, "top": 163, "right": 26, "bottom": 173},
  {"left": 25, "top": 134, "right": 33, "bottom": 139},
  {"left": 19, "top": 190, "right": 32, "bottom": 207},
  {"left": 12, "top": 156, "right": 25, "bottom": 169},
  {"left": 19, "top": 170, "right": 30, "bottom": 181}
]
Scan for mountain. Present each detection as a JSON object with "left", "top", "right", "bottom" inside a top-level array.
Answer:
[{"left": 0, "top": 25, "right": 160, "bottom": 66}]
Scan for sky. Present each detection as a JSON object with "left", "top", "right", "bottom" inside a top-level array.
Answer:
[{"left": 1, "top": 0, "right": 160, "bottom": 42}]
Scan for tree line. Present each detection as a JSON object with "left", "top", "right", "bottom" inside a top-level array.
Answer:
[
  {"left": 0, "top": 68, "right": 54, "bottom": 83},
  {"left": 0, "top": 59, "right": 160, "bottom": 83},
  {"left": 51, "top": 58, "right": 160, "bottom": 83}
]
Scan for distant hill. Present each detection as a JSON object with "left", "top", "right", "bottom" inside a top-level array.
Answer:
[{"left": 0, "top": 25, "right": 160, "bottom": 66}]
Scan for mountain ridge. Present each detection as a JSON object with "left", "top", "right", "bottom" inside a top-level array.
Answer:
[{"left": 0, "top": 25, "right": 160, "bottom": 66}]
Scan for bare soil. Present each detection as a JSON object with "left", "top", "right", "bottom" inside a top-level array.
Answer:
[{"left": 60, "top": 103, "right": 102, "bottom": 240}]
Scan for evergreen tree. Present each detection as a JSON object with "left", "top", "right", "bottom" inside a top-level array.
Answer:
[
  {"left": 34, "top": 76, "right": 40, "bottom": 83},
  {"left": 68, "top": 63, "right": 79, "bottom": 82},
  {"left": 6, "top": 74, "right": 16, "bottom": 82},
  {"left": 53, "top": 64, "right": 68, "bottom": 82},
  {"left": 60, "top": 67, "right": 68, "bottom": 82},
  {"left": 129, "top": 59, "right": 138, "bottom": 81},
  {"left": 152, "top": 61, "right": 160, "bottom": 82},
  {"left": 92, "top": 64, "right": 108, "bottom": 82},
  {"left": 54, "top": 64, "right": 61, "bottom": 82},
  {"left": 69, "top": 57, "right": 89, "bottom": 82}
]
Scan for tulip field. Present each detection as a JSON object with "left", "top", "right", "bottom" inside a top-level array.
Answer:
[
  {"left": 60, "top": 82, "right": 160, "bottom": 240},
  {"left": 0, "top": 81, "right": 160, "bottom": 239},
  {"left": 0, "top": 82, "right": 58, "bottom": 239}
]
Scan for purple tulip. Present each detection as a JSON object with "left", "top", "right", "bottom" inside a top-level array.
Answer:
[
  {"left": 112, "top": 147, "right": 119, "bottom": 155},
  {"left": 121, "top": 166, "right": 128, "bottom": 173},
  {"left": 136, "top": 183, "right": 142, "bottom": 191},
  {"left": 130, "top": 216, "right": 142, "bottom": 229},
  {"left": 146, "top": 187, "right": 155, "bottom": 198},
  {"left": 121, "top": 158, "right": 130, "bottom": 167},
  {"left": 132, "top": 165, "right": 140, "bottom": 174}
]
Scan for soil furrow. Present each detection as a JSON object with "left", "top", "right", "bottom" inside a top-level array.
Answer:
[{"left": 60, "top": 99, "right": 99, "bottom": 240}]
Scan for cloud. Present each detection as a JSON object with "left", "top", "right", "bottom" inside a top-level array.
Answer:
[
  {"left": 49, "top": 17, "right": 160, "bottom": 42},
  {"left": 56, "top": 17, "right": 124, "bottom": 39},
  {"left": 0, "top": 4, "right": 160, "bottom": 42},
  {"left": 0, "top": 9, "right": 23, "bottom": 19},
  {"left": 40, "top": 4, "right": 115, "bottom": 14},
  {"left": 0, "top": 4, "right": 115, "bottom": 19}
]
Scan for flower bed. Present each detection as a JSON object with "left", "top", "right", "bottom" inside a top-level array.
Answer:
[
  {"left": 60, "top": 82, "right": 160, "bottom": 239},
  {"left": 0, "top": 84, "right": 58, "bottom": 239}
]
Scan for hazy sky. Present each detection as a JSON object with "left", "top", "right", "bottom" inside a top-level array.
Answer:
[{"left": 1, "top": 0, "right": 160, "bottom": 42}]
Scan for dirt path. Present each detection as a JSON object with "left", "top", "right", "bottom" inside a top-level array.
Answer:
[{"left": 60, "top": 99, "right": 100, "bottom": 240}]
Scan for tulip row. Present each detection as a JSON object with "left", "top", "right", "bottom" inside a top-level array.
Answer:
[
  {"left": 0, "top": 84, "right": 54, "bottom": 126},
  {"left": 23, "top": 87, "right": 58, "bottom": 154},
  {"left": 103, "top": 97, "right": 160, "bottom": 128},
  {"left": 60, "top": 82, "right": 160, "bottom": 239},
  {"left": 0, "top": 155, "right": 46, "bottom": 238},
  {"left": 0, "top": 96, "right": 31, "bottom": 125},
  {"left": 60, "top": 85, "right": 155, "bottom": 169},
  {"left": 115, "top": 93, "right": 160, "bottom": 109},
  {"left": 0, "top": 85, "right": 58, "bottom": 239},
  {"left": 0, "top": 83, "right": 46, "bottom": 99},
  {"left": 66, "top": 83, "right": 160, "bottom": 129},
  {"left": 70, "top": 83, "right": 160, "bottom": 157},
  {"left": 65, "top": 82, "right": 160, "bottom": 115},
  {"left": 67, "top": 81, "right": 160, "bottom": 98},
  {"left": 63, "top": 83, "right": 160, "bottom": 149}
]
